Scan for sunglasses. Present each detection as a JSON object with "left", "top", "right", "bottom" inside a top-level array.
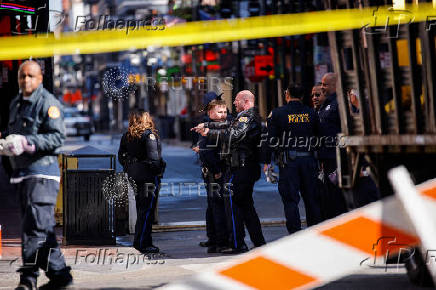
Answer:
[{"left": 312, "top": 93, "right": 321, "bottom": 97}]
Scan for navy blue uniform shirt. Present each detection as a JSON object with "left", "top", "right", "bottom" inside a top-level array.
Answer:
[
  {"left": 317, "top": 92, "right": 341, "bottom": 159},
  {"left": 267, "top": 100, "right": 320, "bottom": 153}
]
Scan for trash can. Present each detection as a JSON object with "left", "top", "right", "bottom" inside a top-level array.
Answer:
[{"left": 61, "top": 145, "right": 116, "bottom": 245}]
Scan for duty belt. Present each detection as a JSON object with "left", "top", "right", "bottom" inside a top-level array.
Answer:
[{"left": 288, "top": 150, "right": 313, "bottom": 157}]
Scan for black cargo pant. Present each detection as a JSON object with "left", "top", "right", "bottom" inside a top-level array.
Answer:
[
  {"left": 133, "top": 177, "right": 160, "bottom": 250},
  {"left": 278, "top": 156, "right": 323, "bottom": 234},
  {"left": 203, "top": 172, "right": 216, "bottom": 245},
  {"left": 16, "top": 178, "right": 69, "bottom": 283},
  {"left": 204, "top": 172, "right": 229, "bottom": 247},
  {"left": 319, "top": 158, "right": 347, "bottom": 219},
  {"left": 224, "top": 162, "right": 266, "bottom": 248}
]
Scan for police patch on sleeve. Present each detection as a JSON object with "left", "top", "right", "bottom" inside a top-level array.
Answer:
[
  {"left": 238, "top": 116, "right": 249, "bottom": 123},
  {"left": 149, "top": 133, "right": 156, "bottom": 140},
  {"left": 48, "top": 106, "right": 60, "bottom": 119}
]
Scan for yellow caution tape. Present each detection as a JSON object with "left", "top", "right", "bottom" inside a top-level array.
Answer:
[{"left": 0, "top": 3, "right": 435, "bottom": 60}]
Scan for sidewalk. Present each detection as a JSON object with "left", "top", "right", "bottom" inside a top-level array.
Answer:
[
  {"left": 0, "top": 227, "right": 289, "bottom": 289},
  {"left": 0, "top": 141, "right": 290, "bottom": 288},
  {"left": 0, "top": 149, "right": 419, "bottom": 289}
]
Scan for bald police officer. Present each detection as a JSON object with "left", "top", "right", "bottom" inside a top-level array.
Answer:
[
  {"left": 0, "top": 60, "right": 72, "bottom": 290},
  {"left": 193, "top": 90, "right": 266, "bottom": 253}
]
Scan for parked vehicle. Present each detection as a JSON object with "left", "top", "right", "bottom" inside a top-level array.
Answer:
[{"left": 64, "top": 107, "right": 95, "bottom": 141}]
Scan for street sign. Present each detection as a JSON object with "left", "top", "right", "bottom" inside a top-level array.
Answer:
[
  {"left": 254, "top": 55, "right": 274, "bottom": 77},
  {"left": 244, "top": 60, "right": 263, "bottom": 83}
]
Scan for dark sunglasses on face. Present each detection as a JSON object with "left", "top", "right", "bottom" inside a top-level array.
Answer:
[{"left": 312, "top": 93, "right": 321, "bottom": 97}]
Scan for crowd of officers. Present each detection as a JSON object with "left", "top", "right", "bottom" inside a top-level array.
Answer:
[
  {"left": 0, "top": 60, "right": 379, "bottom": 289},
  {"left": 191, "top": 72, "right": 380, "bottom": 254}
]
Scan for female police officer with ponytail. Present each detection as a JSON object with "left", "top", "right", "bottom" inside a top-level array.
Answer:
[{"left": 118, "top": 110, "right": 166, "bottom": 254}]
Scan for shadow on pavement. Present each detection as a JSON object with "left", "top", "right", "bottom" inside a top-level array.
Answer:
[{"left": 0, "top": 158, "right": 21, "bottom": 240}]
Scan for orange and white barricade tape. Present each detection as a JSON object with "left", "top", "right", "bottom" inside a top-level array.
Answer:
[{"left": 162, "top": 183, "right": 421, "bottom": 289}]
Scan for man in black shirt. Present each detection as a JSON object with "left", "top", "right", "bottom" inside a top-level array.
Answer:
[{"left": 265, "top": 84, "right": 322, "bottom": 234}]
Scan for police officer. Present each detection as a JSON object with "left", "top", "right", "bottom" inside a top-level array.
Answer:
[
  {"left": 311, "top": 83, "right": 325, "bottom": 111},
  {"left": 193, "top": 90, "right": 266, "bottom": 253},
  {"left": 194, "top": 92, "right": 231, "bottom": 249},
  {"left": 198, "top": 99, "right": 231, "bottom": 253},
  {"left": 319, "top": 73, "right": 341, "bottom": 180},
  {"left": 0, "top": 60, "right": 72, "bottom": 290},
  {"left": 118, "top": 110, "right": 165, "bottom": 254},
  {"left": 319, "top": 73, "right": 347, "bottom": 218},
  {"left": 265, "top": 84, "right": 322, "bottom": 234},
  {"left": 191, "top": 92, "right": 224, "bottom": 154}
]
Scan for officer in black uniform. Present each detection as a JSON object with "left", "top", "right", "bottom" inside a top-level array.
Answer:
[
  {"left": 118, "top": 110, "right": 166, "bottom": 254},
  {"left": 319, "top": 73, "right": 347, "bottom": 218},
  {"left": 319, "top": 73, "right": 341, "bottom": 174},
  {"left": 198, "top": 98, "right": 231, "bottom": 253},
  {"left": 192, "top": 92, "right": 222, "bottom": 153},
  {"left": 266, "top": 84, "right": 323, "bottom": 234},
  {"left": 193, "top": 90, "right": 266, "bottom": 253},
  {"left": 0, "top": 60, "right": 72, "bottom": 290},
  {"left": 194, "top": 92, "right": 232, "bottom": 249}
]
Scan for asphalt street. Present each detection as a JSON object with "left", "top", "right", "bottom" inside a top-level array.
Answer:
[{"left": 60, "top": 134, "right": 293, "bottom": 225}]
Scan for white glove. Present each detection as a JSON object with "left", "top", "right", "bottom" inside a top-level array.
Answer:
[
  {"left": 265, "top": 165, "right": 279, "bottom": 184},
  {"left": 328, "top": 170, "right": 338, "bottom": 185},
  {"left": 0, "top": 138, "right": 14, "bottom": 156},
  {"left": 2, "top": 134, "right": 35, "bottom": 156}
]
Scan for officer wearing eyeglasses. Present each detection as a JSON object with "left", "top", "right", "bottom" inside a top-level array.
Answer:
[{"left": 311, "top": 83, "right": 326, "bottom": 110}]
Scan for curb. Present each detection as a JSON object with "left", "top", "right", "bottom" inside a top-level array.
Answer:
[{"left": 151, "top": 219, "right": 295, "bottom": 232}]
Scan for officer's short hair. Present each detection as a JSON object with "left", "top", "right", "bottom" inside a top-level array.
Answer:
[
  {"left": 18, "top": 60, "right": 42, "bottom": 76},
  {"left": 286, "top": 84, "right": 304, "bottom": 99},
  {"left": 207, "top": 99, "right": 227, "bottom": 112}
]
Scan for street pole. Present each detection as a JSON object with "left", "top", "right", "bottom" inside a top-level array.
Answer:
[{"left": 36, "top": 0, "right": 54, "bottom": 94}]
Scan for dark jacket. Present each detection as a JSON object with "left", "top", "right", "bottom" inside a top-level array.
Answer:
[
  {"left": 198, "top": 117, "right": 231, "bottom": 175},
  {"left": 191, "top": 114, "right": 209, "bottom": 148},
  {"left": 267, "top": 100, "right": 320, "bottom": 153},
  {"left": 118, "top": 129, "right": 165, "bottom": 181},
  {"left": 7, "top": 85, "right": 65, "bottom": 177},
  {"left": 205, "top": 107, "right": 262, "bottom": 166},
  {"left": 318, "top": 93, "right": 341, "bottom": 159}
]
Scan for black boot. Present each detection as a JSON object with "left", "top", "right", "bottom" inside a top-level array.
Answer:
[
  {"left": 15, "top": 277, "right": 37, "bottom": 290},
  {"left": 219, "top": 244, "right": 249, "bottom": 254},
  {"left": 16, "top": 269, "right": 37, "bottom": 290},
  {"left": 199, "top": 240, "right": 214, "bottom": 247},
  {"left": 140, "top": 245, "right": 160, "bottom": 254},
  {"left": 39, "top": 267, "right": 73, "bottom": 290}
]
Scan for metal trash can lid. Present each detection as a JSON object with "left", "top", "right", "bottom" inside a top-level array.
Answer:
[{"left": 63, "top": 145, "right": 114, "bottom": 158}]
